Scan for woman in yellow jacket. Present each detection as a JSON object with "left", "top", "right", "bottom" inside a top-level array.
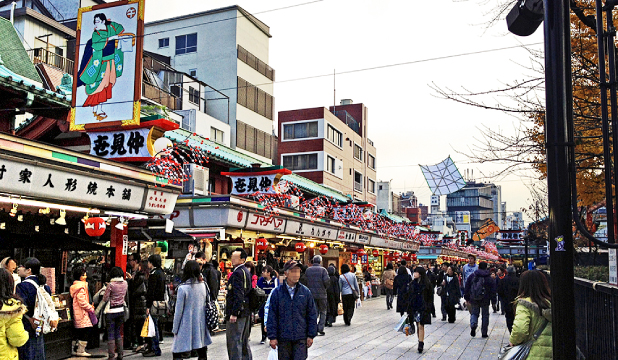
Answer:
[{"left": 0, "top": 268, "right": 29, "bottom": 360}]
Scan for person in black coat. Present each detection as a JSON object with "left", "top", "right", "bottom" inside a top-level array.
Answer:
[
  {"left": 393, "top": 265, "right": 411, "bottom": 317},
  {"left": 127, "top": 259, "right": 148, "bottom": 351},
  {"left": 225, "top": 248, "right": 253, "bottom": 360},
  {"left": 196, "top": 252, "right": 220, "bottom": 301},
  {"left": 406, "top": 267, "right": 433, "bottom": 354},
  {"left": 326, "top": 265, "right": 340, "bottom": 327},
  {"left": 498, "top": 266, "right": 520, "bottom": 333},
  {"left": 145, "top": 254, "right": 166, "bottom": 357},
  {"left": 442, "top": 265, "right": 461, "bottom": 323}
]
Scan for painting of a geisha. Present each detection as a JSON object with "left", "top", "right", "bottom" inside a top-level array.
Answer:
[{"left": 70, "top": 0, "right": 143, "bottom": 130}]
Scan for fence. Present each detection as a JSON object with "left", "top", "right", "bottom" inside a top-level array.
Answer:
[
  {"left": 574, "top": 276, "right": 618, "bottom": 359},
  {"left": 28, "top": 48, "right": 74, "bottom": 75}
]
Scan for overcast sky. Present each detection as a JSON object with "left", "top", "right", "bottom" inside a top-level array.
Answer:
[{"left": 146, "top": 0, "right": 546, "bottom": 222}]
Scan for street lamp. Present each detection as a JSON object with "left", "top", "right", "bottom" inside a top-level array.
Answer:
[{"left": 506, "top": 0, "right": 544, "bottom": 36}]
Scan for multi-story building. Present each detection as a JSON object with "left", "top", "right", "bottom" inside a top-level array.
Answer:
[
  {"left": 400, "top": 191, "right": 418, "bottom": 208},
  {"left": 505, "top": 212, "right": 524, "bottom": 230},
  {"left": 277, "top": 100, "right": 377, "bottom": 206},
  {"left": 377, "top": 181, "right": 392, "bottom": 213},
  {"left": 446, "top": 181, "right": 499, "bottom": 235},
  {"left": 392, "top": 193, "right": 404, "bottom": 218},
  {"left": 144, "top": 5, "right": 276, "bottom": 163}
]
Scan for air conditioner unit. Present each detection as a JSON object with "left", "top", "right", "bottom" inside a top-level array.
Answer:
[{"left": 182, "top": 163, "right": 209, "bottom": 195}]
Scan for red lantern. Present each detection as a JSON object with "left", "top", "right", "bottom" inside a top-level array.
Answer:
[
  {"left": 319, "top": 244, "right": 329, "bottom": 255},
  {"left": 411, "top": 253, "right": 418, "bottom": 262},
  {"left": 402, "top": 252, "right": 411, "bottom": 260},
  {"left": 295, "top": 242, "right": 307, "bottom": 253},
  {"left": 256, "top": 238, "right": 268, "bottom": 251},
  {"left": 357, "top": 248, "right": 366, "bottom": 256},
  {"left": 372, "top": 249, "right": 379, "bottom": 257},
  {"left": 84, "top": 217, "right": 106, "bottom": 237}
]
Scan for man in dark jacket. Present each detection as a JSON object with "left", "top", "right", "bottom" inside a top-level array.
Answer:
[
  {"left": 436, "top": 263, "right": 448, "bottom": 321},
  {"left": 144, "top": 254, "right": 166, "bottom": 357},
  {"left": 464, "top": 261, "right": 496, "bottom": 338},
  {"left": 196, "top": 251, "right": 220, "bottom": 301},
  {"left": 226, "top": 248, "right": 252, "bottom": 360},
  {"left": 268, "top": 260, "right": 318, "bottom": 360},
  {"left": 126, "top": 253, "right": 145, "bottom": 350},
  {"left": 498, "top": 266, "right": 520, "bottom": 333},
  {"left": 304, "top": 255, "right": 329, "bottom": 336}
]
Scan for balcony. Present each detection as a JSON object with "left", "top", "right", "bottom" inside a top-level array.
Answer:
[
  {"left": 333, "top": 110, "right": 361, "bottom": 135},
  {"left": 142, "top": 82, "right": 181, "bottom": 110},
  {"left": 28, "top": 48, "right": 74, "bottom": 75},
  {"left": 354, "top": 182, "right": 363, "bottom": 192}
]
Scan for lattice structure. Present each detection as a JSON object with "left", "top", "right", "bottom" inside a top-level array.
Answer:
[{"left": 420, "top": 156, "right": 466, "bottom": 195}]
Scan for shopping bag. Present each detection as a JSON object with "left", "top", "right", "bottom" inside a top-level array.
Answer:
[
  {"left": 394, "top": 315, "right": 408, "bottom": 332},
  {"left": 356, "top": 299, "right": 362, "bottom": 308},
  {"left": 147, "top": 315, "right": 156, "bottom": 337},
  {"left": 140, "top": 315, "right": 151, "bottom": 337},
  {"left": 337, "top": 303, "right": 344, "bottom": 315},
  {"left": 267, "top": 348, "right": 278, "bottom": 360},
  {"left": 88, "top": 311, "right": 98, "bottom": 327}
]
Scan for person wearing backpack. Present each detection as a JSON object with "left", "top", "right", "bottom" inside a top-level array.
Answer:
[
  {"left": 16, "top": 257, "right": 54, "bottom": 360},
  {"left": 0, "top": 268, "right": 29, "bottom": 360},
  {"left": 392, "top": 265, "right": 411, "bottom": 317},
  {"left": 69, "top": 265, "right": 96, "bottom": 357},
  {"left": 464, "top": 261, "right": 496, "bottom": 338},
  {"left": 382, "top": 263, "right": 396, "bottom": 310},
  {"left": 103, "top": 267, "right": 128, "bottom": 360},
  {"left": 225, "top": 248, "right": 253, "bottom": 360}
]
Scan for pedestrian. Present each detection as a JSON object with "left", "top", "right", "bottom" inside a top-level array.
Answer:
[
  {"left": 225, "top": 248, "right": 253, "bottom": 360},
  {"left": 325, "top": 265, "right": 340, "bottom": 327},
  {"left": 490, "top": 271, "right": 499, "bottom": 313},
  {"left": 362, "top": 266, "right": 371, "bottom": 299},
  {"left": 103, "top": 267, "right": 128, "bottom": 360},
  {"left": 0, "top": 257, "right": 20, "bottom": 292},
  {"left": 196, "top": 251, "right": 220, "bottom": 304},
  {"left": 442, "top": 265, "right": 461, "bottom": 323},
  {"left": 462, "top": 255, "right": 478, "bottom": 309},
  {"left": 500, "top": 266, "right": 520, "bottom": 333},
  {"left": 267, "top": 260, "right": 318, "bottom": 360},
  {"left": 298, "top": 264, "right": 308, "bottom": 287},
  {"left": 509, "top": 270, "right": 552, "bottom": 358},
  {"left": 144, "top": 254, "right": 166, "bottom": 357},
  {"left": 338, "top": 264, "right": 360, "bottom": 326},
  {"left": 393, "top": 265, "right": 411, "bottom": 317},
  {"left": 436, "top": 263, "right": 448, "bottom": 321},
  {"left": 382, "top": 263, "right": 396, "bottom": 310},
  {"left": 305, "top": 255, "right": 329, "bottom": 336},
  {"left": 257, "top": 265, "right": 278, "bottom": 344},
  {"left": 171, "top": 260, "right": 212, "bottom": 360},
  {"left": 245, "top": 261, "right": 258, "bottom": 289},
  {"left": 128, "top": 259, "right": 149, "bottom": 352},
  {"left": 124, "top": 253, "right": 142, "bottom": 351},
  {"left": 0, "top": 268, "right": 29, "bottom": 358},
  {"left": 406, "top": 266, "right": 432, "bottom": 353},
  {"left": 425, "top": 266, "right": 437, "bottom": 318},
  {"left": 496, "top": 267, "right": 506, "bottom": 315},
  {"left": 464, "top": 261, "right": 496, "bottom": 338},
  {"left": 400, "top": 260, "right": 412, "bottom": 276},
  {"left": 69, "top": 264, "right": 95, "bottom": 357}
]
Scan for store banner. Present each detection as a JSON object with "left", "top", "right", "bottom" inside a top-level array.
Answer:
[
  {"left": 230, "top": 174, "right": 278, "bottom": 195},
  {"left": 402, "top": 241, "right": 420, "bottom": 251},
  {"left": 160, "top": 208, "right": 191, "bottom": 227},
  {"left": 370, "top": 236, "right": 402, "bottom": 249},
  {"left": 337, "top": 229, "right": 357, "bottom": 243},
  {"left": 286, "top": 220, "right": 338, "bottom": 240},
  {"left": 143, "top": 189, "right": 178, "bottom": 213},
  {"left": 356, "top": 234, "right": 370, "bottom": 244},
  {"left": 245, "top": 212, "right": 285, "bottom": 233},
  {"left": 88, "top": 128, "right": 152, "bottom": 160}
]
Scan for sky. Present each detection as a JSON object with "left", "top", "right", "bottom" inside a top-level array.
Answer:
[{"left": 146, "top": 0, "right": 546, "bottom": 222}]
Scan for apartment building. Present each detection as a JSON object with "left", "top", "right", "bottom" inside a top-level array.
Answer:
[
  {"left": 277, "top": 100, "right": 377, "bottom": 206},
  {"left": 144, "top": 5, "right": 276, "bottom": 163}
]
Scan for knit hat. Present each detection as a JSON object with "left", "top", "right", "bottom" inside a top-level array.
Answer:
[{"left": 312, "top": 255, "right": 322, "bottom": 264}]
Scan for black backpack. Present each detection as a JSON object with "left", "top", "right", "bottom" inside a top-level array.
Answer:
[
  {"left": 470, "top": 276, "right": 486, "bottom": 302},
  {"left": 242, "top": 269, "right": 266, "bottom": 311}
]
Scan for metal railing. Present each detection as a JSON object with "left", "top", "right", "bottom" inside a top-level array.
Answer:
[
  {"left": 333, "top": 110, "right": 361, "bottom": 135},
  {"left": 28, "top": 48, "right": 74, "bottom": 75},
  {"left": 574, "top": 276, "right": 618, "bottom": 359},
  {"left": 354, "top": 182, "right": 363, "bottom": 192},
  {"left": 142, "top": 82, "right": 181, "bottom": 110}
]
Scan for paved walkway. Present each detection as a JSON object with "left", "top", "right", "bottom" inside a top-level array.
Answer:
[{"left": 80, "top": 293, "right": 510, "bottom": 359}]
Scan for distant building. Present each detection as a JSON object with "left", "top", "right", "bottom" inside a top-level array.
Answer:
[
  {"left": 277, "top": 100, "right": 377, "bottom": 205},
  {"left": 504, "top": 212, "right": 524, "bottom": 230},
  {"left": 377, "top": 181, "right": 392, "bottom": 213},
  {"left": 400, "top": 191, "right": 418, "bottom": 208},
  {"left": 446, "top": 181, "right": 502, "bottom": 235},
  {"left": 392, "top": 193, "right": 403, "bottom": 217}
]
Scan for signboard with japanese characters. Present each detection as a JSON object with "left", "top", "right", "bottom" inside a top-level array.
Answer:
[
  {"left": 0, "top": 157, "right": 144, "bottom": 210},
  {"left": 244, "top": 212, "right": 286, "bottom": 233},
  {"left": 356, "top": 233, "right": 370, "bottom": 244},
  {"left": 88, "top": 128, "right": 152, "bottom": 160},
  {"left": 337, "top": 229, "right": 357, "bottom": 243},
  {"left": 500, "top": 231, "right": 524, "bottom": 240},
  {"left": 455, "top": 211, "right": 470, "bottom": 224},
  {"left": 285, "top": 220, "right": 338, "bottom": 240},
  {"left": 143, "top": 189, "right": 177, "bottom": 214},
  {"left": 351, "top": 253, "right": 358, "bottom": 264},
  {"left": 160, "top": 209, "right": 191, "bottom": 227},
  {"left": 402, "top": 241, "right": 421, "bottom": 251},
  {"left": 190, "top": 208, "right": 248, "bottom": 228},
  {"left": 70, "top": 0, "right": 145, "bottom": 131},
  {"left": 230, "top": 174, "right": 277, "bottom": 195},
  {"left": 370, "top": 236, "right": 403, "bottom": 249},
  {"left": 609, "top": 249, "right": 617, "bottom": 286}
]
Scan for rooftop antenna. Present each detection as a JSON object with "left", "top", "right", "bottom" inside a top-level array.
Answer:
[{"left": 333, "top": 69, "right": 336, "bottom": 113}]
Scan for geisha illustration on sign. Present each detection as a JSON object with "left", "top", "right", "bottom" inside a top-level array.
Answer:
[{"left": 70, "top": 0, "right": 144, "bottom": 131}]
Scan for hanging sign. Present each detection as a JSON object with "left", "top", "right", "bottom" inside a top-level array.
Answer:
[
  {"left": 222, "top": 168, "right": 292, "bottom": 196},
  {"left": 88, "top": 128, "right": 153, "bottom": 161},
  {"left": 356, "top": 234, "right": 370, "bottom": 244},
  {"left": 286, "top": 220, "right": 338, "bottom": 240},
  {"left": 244, "top": 212, "right": 285, "bottom": 233},
  {"left": 351, "top": 253, "right": 358, "bottom": 264},
  {"left": 143, "top": 189, "right": 178, "bottom": 213},
  {"left": 337, "top": 229, "right": 357, "bottom": 243}
]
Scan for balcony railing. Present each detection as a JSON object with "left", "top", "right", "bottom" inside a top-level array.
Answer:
[
  {"left": 142, "top": 82, "right": 181, "bottom": 110},
  {"left": 333, "top": 110, "right": 361, "bottom": 135},
  {"left": 28, "top": 48, "right": 74, "bottom": 75},
  {"left": 354, "top": 182, "right": 363, "bottom": 192}
]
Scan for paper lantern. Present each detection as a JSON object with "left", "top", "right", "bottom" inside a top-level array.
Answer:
[
  {"left": 256, "top": 238, "right": 268, "bottom": 251},
  {"left": 156, "top": 241, "right": 168, "bottom": 252},
  {"left": 319, "top": 244, "right": 329, "bottom": 255},
  {"left": 372, "top": 249, "right": 379, "bottom": 257},
  {"left": 357, "top": 248, "right": 366, "bottom": 256},
  {"left": 295, "top": 242, "right": 307, "bottom": 253},
  {"left": 402, "top": 252, "right": 411, "bottom": 260},
  {"left": 84, "top": 217, "right": 106, "bottom": 237},
  {"left": 411, "top": 253, "right": 417, "bottom": 262}
]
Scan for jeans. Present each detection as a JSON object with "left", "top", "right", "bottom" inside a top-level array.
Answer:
[
  {"left": 385, "top": 288, "right": 394, "bottom": 309},
  {"left": 505, "top": 308, "right": 515, "bottom": 333},
  {"left": 18, "top": 332, "right": 46, "bottom": 360},
  {"left": 226, "top": 316, "right": 253, "bottom": 360},
  {"left": 314, "top": 298, "right": 327, "bottom": 332},
  {"left": 106, "top": 312, "right": 124, "bottom": 340},
  {"left": 341, "top": 294, "right": 356, "bottom": 325},
  {"left": 440, "top": 295, "right": 448, "bottom": 318},
  {"left": 469, "top": 303, "right": 490, "bottom": 336},
  {"left": 149, "top": 315, "right": 161, "bottom": 355},
  {"left": 278, "top": 339, "right": 307, "bottom": 360}
]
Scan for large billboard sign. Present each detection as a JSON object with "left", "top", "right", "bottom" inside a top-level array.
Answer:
[{"left": 70, "top": 0, "right": 144, "bottom": 131}]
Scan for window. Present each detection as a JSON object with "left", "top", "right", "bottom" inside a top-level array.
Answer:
[
  {"left": 354, "top": 144, "right": 363, "bottom": 161},
  {"left": 354, "top": 171, "right": 363, "bottom": 192},
  {"left": 368, "top": 154, "right": 376, "bottom": 169},
  {"left": 210, "top": 127, "right": 224, "bottom": 143},
  {"left": 379, "top": 185, "right": 383, "bottom": 191},
  {"left": 283, "top": 122, "right": 318, "bottom": 140},
  {"left": 326, "top": 125, "right": 342, "bottom": 147},
  {"left": 189, "top": 69, "right": 197, "bottom": 78},
  {"left": 188, "top": 86, "right": 199, "bottom": 105},
  {"left": 326, "top": 156, "right": 336, "bottom": 174},
  {"left": 368, "top": 179, "right": 376, "bottom": 194},
  {"left": 282, "top": 154, "right": 318, "bottom": 171},
  {"left": 158, "top": 38, "right": 169, "bottom": 48},
  {"left": 175, "top": 33, "right": 197, "bottom": 55},
  {"left": 236, "top": 77, "right": 274, "bottom": 120}
]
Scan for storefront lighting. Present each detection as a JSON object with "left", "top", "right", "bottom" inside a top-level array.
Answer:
[
  {"left": 17, "top": 215, "right": 23, "bottom": 222},
  {"left": 0, "top": 196, "right": 100, "bottom": 214},
  {"left": 309, "top": 242, "right": 316, "bottom": 249},
  {"left": 103, "top": 211, "right": 148, "bottom": 219},
  {"left": 9, "top": 203, "right": 17, "bottom": 217},
  {"left": 39, "top": 207, "right": 50, "bottom": 214},
  {"left": 115, "top": 217, "right": 127, "bottom": 230},
  {"left": 56, "top": 209, "right": 67, "bottom": 226},
  {"left": 0, "top": 222, "right": 5, "bottom": 230}
]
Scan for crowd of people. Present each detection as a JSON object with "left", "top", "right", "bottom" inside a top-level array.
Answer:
[{"left": 0, "top": 251, "right": 554, "bottom": 360}]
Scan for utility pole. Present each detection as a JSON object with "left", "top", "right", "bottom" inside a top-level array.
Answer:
[{"left": 543, "top": 0, "right": 577, "bottom": 358}]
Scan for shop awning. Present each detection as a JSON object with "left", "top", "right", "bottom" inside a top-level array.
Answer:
[
  {"left": 0, "top": 232, "right": 109, "bottom": 251},
  {"left": 417, "top": 255, "right": 438, "bottom": 260}
]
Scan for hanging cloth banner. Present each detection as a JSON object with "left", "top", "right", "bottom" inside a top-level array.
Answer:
[{"left": 221, "top": 168, "right": 292, "bottom": 196}]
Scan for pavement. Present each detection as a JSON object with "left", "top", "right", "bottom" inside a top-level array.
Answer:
[{"left": 75, "top": 293, "right": 510, "bottom": 359}]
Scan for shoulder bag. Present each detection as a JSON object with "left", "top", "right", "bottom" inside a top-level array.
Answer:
[
  {"left": 203, "top": 281, "right": 219, "bottom": 331},
  {"left": 343, "top": 273, "right": 359, "bottom": 300},
  {"left": 498, "top": 318, "right": 548, "bottom": 360}
]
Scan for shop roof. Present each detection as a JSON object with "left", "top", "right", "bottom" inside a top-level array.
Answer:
[
  {"left": 0, "top": 17, "right": 41, "bottom": 83},
  {"left": 0, "top": 56, "right": 71, "bottom": 104},
  {"left": 379, "top": 209, "right": 410, "bottom": 223}
]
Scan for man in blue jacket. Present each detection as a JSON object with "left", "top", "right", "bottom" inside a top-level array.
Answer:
[
  {"left": 464, "top": 261, "right": 497, "bottom": 338},
  {"left": 267, "top": 260, "right": 318, "bottom": 360}
]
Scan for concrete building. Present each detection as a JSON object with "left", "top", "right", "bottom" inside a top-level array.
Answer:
[
  {"left": 277, "top": 100, "right": 377, "bottom": 206},
  {"left": 392, "top": 193, "right": 403, "bottom": 217},
  {"left": 446, "top": 181, "right": 502, "bottom": 235},
  {"left": 377, "top": 181, "right": 392, "bottom": 213},
  {"left": 144, "top": 5, "right": 276, "bottom": 163},
  {"left": 505, "top": 212, "right": 524, "bottom": 230}
]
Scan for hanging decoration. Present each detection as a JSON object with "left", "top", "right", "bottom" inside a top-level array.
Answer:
[
  {"left": 319, "top": 244, "right": 329, "bottom": 255},
  {"left": 295, "top": 242, "right": 307, "bottom": 253},
  {"left": 84, "top": 217, "right": 106, "bottom": 237},
  {"left": 256, "top": 238, "right": 269, "bottom": 251},
  {"left": 372, "top": 249, "right": 379, "bottom": 257}
]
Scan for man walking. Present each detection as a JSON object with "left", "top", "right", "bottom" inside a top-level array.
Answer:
[
  {"left": 464, "top": 262, "right": 496, "bottom": 338},
  {"left": 226, "top": 248, "right": 253, "bottom": 360},
  {"left": 144, "top": 254, "right": 165, "bottom": 357},
  {"left": 462, "top": 255, "right": 478, "bottom": 308},
  {"left": 498, "top": 266, "right": 520, "bottom": 333},
  {"left": 305, "top": 255, "right": 329, "bottom": 336},
  {"left": 267, "top": 260, "right": 318, "bottom": 360},
  {"left": 436, "top": 263, "right": 448, "bottom": 321}
]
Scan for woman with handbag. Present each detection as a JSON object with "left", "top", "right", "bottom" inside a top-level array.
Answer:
[
  {"left": 442, "top": 265, "right": 461, "bottom": 323},
  {"left": 338, "top": 264, "right": 360, "bottom": 326},
  {"left": 382, "top": 263, "right": 396, "bottom": 310},
  {"left": 507, "top": 270, "right": 552, "bottom": 359},
  {"left": 406, "top": 267, "right": 432, "bottom": 354},
  {"left": 171, "top": 260, "right": 211, "bottom": 360},
  {"left": 69, "top": 265, "right": 96, "bottom": 357},
  {"left": 393, "top": 265, "right": 411, "bottom": 317},
  {"left": 326, "top": 265, "right": 340, "bottom": 327},
  {"left": 103, "top": 267, "right": 128, "bottom": 360}
]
